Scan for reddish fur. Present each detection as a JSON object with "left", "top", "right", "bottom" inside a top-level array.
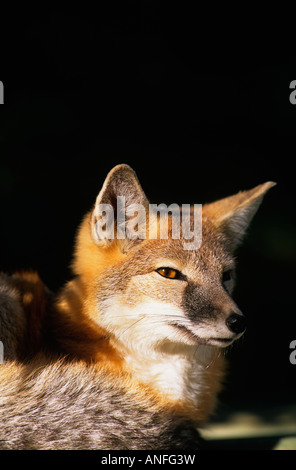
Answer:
[
  {"left": 6, "top": 171, "right": 274, "bottom": 421},
  {"left": 8, "top": 271, "right": 49, "bottom": 359}
]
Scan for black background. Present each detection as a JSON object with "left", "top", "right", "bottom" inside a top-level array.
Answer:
[{"left": 0, "top": 6, "right": 295, "bottom": 413}]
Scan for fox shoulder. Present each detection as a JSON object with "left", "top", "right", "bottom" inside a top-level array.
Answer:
[{"left": 0, "top": 358, "right": 203, "bottom": 450}]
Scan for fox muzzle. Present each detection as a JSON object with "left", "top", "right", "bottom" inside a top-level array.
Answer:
[{"left": 226, "top": 313, "right": 247, "bottom": 334}]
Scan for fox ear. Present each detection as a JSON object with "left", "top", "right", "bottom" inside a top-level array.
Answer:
[
  {"left": 91, "top": 164, "right": 149, "bottom": 251},
  {"left": 203, "top": 181, "right": 276, "bottom": 251}
]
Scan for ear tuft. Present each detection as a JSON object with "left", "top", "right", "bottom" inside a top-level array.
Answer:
[{"left": 203, "top": 181, "right": 276, "bottom": 250}]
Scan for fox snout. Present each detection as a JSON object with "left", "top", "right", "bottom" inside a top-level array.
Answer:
[
  {"left": 213, "top": 297, "right": 247, "bottom": 344},
  {"left": 181, "top": 279, "right": 247, "bottom": 346},
  {"left": 226, "top": 312, "right": 247, "bottom": 335}
]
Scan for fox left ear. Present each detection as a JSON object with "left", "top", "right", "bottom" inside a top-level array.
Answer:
[
  {"left": 91, "top": 164, "right": 149, "bottom": 252},
  {"left": 203, "top": 181, "right": 276, "bottom": 250}
]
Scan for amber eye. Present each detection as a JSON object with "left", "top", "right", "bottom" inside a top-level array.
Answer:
[
  {"left": 222, "top": 270, "right": 232, "bottom": 283},
  {"left": 156, "top": 267, "right": 180, "bottom": 279},
  {"left": 222, "top": 270, "right": 234, "bottom": 291}
]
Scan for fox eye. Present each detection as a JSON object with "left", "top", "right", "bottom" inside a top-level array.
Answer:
[
  {"left": 222, "top": 270, "right": 234, "bottom": 290},
  {"left": 222, "top": 270, "right": 232, "bottom": 283},
  {"left": 156, "top": 267, "right": 181, "bottom": 280}
]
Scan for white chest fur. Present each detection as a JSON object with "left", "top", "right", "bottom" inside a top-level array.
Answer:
[
  {"left": 123, "top": 342, "right": 216, "bottom": 407},
  {"left": 100, "top": 297, "right": 221, "bottom": 410}
]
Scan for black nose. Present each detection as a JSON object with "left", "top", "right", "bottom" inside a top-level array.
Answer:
[{"left": 226, "top": 313, "right": 247, "bottom": 334}]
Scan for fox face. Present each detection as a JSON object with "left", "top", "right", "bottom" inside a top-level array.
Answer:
[
  {"left": 72, "top": 165, "right": 275, "bottom": 356},
  {"left": 94, "top": 232, "right": 242, "bottom": 352}
]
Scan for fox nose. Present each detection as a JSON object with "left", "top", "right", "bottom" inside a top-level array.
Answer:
[{"left": 226, "top": 313, "right": 247, "bottom": 334}]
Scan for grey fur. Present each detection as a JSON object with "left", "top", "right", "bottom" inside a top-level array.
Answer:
[{"left": 0, "top": 359, "right": 201, "bottom": 450}]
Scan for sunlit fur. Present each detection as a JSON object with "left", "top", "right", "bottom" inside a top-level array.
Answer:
[
  {"left": 46, "top": 166, "right": 274, "bottom": 417},
  {"left": 0, "top": 164, "right": 275, "bottom": 449}
]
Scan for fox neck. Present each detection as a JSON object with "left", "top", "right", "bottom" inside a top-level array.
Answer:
[{"left": 115, "top": 338, "right": 225, "bottom": 422}]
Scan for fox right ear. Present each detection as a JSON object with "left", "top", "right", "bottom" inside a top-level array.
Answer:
[
  {"left": 91, "top": 164, "right": 149, "bottom": 251},
  {"left": 203, "top": 181, "right": 276, "bottom": 251}
]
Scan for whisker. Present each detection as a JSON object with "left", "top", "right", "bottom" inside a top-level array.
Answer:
[
  {"left": 108, "top": 312, "right": 209, "bottom": 326},
  {"left": 117, "top": 316, "right": 146, "bottom": 339}
]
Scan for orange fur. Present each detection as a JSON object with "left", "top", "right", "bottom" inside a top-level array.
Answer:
[{"left": 4, "top": 165, "right": 274, "bottom": 425}]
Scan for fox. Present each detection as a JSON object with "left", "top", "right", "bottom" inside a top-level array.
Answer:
[{"left": 0, "top": 164, "right": 275, "bottom": 449}]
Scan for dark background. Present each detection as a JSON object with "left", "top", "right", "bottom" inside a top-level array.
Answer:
[{"left": 0, "top": 6, "right": 295, "bottom": 413}]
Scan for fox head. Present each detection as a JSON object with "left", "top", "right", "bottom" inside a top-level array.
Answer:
[{"left": 72, "top": 164, "right": 275, "bottom": 352}]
